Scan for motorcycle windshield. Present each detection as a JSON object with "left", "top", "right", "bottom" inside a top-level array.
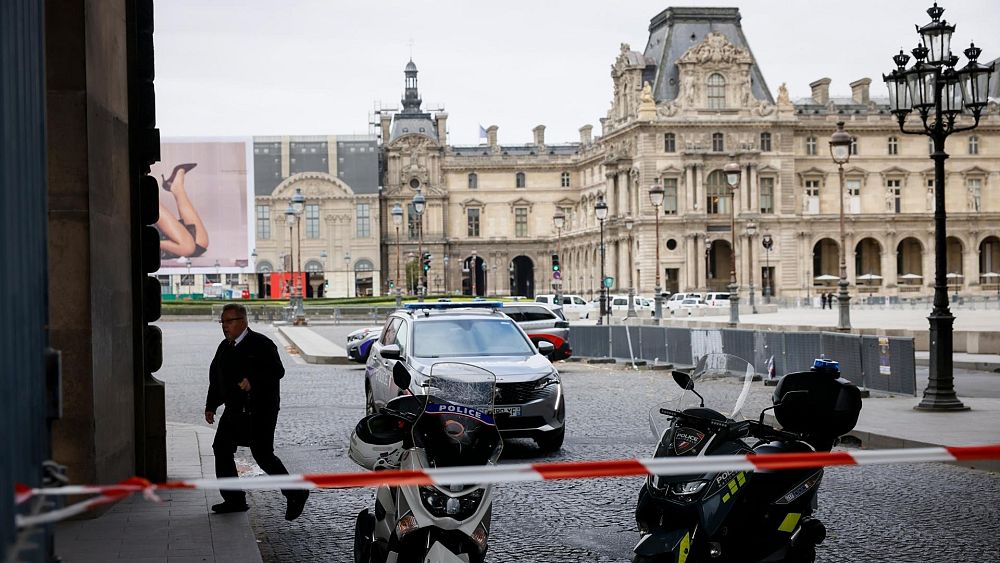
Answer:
[
  {"left": 650, "top": 353, "right": 757, "bottom": 437},
  {"left": 412, "top": 362, "right": 503, "bottom": 468}
]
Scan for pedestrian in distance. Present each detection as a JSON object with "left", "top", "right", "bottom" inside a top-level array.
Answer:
[
  {"left": 821, "top": 292, "right": 828, "bottom": 309},
  {"left": 205, "top": 303, "right": 308, "bottom": 520}
]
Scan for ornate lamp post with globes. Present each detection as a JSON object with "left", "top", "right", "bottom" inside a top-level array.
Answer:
[
  {"left": 625, "top": 216, "right": 636, "bottom": 318},
  {"left": 883, "top": 2, "right": 993, "bottom": 411},
  {"left": 745, "top": 220, "right": 758, "bottom": 314},
  {"left": 829, "top": 121, "right": 853, "bottom": 331},
  {"left": 723, "top": 162, "right": 742, "bottom": 325},
  {"left": 648, "top": 183, "right": 665, "bottom": 321},
  {"left": 762, "top": 233, "right": 774, "bottom": 304}
]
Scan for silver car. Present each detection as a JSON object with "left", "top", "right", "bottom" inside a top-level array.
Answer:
[{"left": 364, "top": 302, "right": 566, "bottom": 452}]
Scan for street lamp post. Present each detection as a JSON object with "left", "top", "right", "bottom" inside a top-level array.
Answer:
[
  {"left": 649, "top": 183, "right": 665, "bottom": 321},
  {"left": 553, "top": 210, "right": 566, "bottom": 305},
  {"left": 344, "top": 251, "right": 351, "bottom": 298},
  {"left": 595, "top": 195, "right": 609, "bottom": 326},
  {"left": 319, "top": 250, "right": 327, "bottom": 298},
  {"left": 724, "top": 162, "right": 742, "bottom": 325},
  {"left": 625, "top": 216, "right": 636, "bottom": 318},
  {"left": 443, "top": 255, "right": 450, "bottom": 295},
  {"left": 745, "top": 220, "right": 758, "bottom": 314},
  {"left": 412, "top": 189, "right": 426, "bottom": 301},
  {"left": 705, "top": 234, "right": 713, "bottom": 292},
  {"left": 883, "top": 2, "right": 992, "bottom": 411},
  {"left": 471, "top": 250, "right": 478, "bottom": 297},
  {"left": 762, "top": 234, "right": 774, "bottom": 303},
  {"left": 392, "top": 203, "right": 403, "bottom": 306},
  {"left": 830, "top": 121, "right": 854, "bottom": 331},
  {"left": 284, "top": 204, "right": 298, "bottom": 320}
]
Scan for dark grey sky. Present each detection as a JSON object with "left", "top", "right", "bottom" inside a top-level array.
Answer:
[{"left": 154, "top": 0, "right": 998, "bottom": 145}]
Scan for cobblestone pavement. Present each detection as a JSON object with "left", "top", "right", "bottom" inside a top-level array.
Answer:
[{"left": 158, "top": 321, "right": 1000, "bottom": 562}]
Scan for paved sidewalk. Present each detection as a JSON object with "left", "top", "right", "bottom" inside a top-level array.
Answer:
[
  {"left": 276, "top": 325, "right": 350, "bottom": 365},
  {"left": 55, "top": 423, "right": 262, "bottom": 563}
]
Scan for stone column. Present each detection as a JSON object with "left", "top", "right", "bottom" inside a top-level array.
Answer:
[
  {"left": 749, "top": 164, "right": 758, "bottom": 213},
  {"left": 883, "top": 234, "right": 898, "bottom": 289},
  {"left": 685, "top": 165, "right": 695, "bottom": 213}
]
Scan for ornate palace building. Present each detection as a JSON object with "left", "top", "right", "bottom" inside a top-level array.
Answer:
[{"left": 379, "top": 7, "right": 1000, "bottom": 301}]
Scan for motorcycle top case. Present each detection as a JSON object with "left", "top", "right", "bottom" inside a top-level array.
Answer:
[{"left": 772, "top": 370, "right": 862, "bottom": 438}]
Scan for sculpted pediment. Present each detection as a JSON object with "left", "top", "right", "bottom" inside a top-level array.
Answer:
[
  {"left": 460, "top": 198, "right": 485, "bottom": 209},
  {"left": 756, "top": 164, "right": 780, "bottom": 174},
  {"left": 271, "top": 172, "right": 354, "bottom": 198},
  {"left": 960, "top": 166, "right": 989, "bottom": 176},
  {"left": 508, "top": 197, "right": 533, "bottom": 211},
  {"left": 386, "top": 132, "right": 440, "bottom": 151},
  {"left": 678, "top": 32, "right": 753, "bottom": 66},
  {"left": 879, "top": 166, "right": 911, "bottom": 179},
  {"left": 797, "top": 167, "right": 827, "bottom": 178},
  {"left": 555, "top": 197, "right": 577, "bottom": 207},
  {"left": 658, "top": 164, "right": 685, "bottom": 176}
]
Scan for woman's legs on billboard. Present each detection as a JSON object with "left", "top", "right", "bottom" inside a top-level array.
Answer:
[{"left": 167, "top": 166, "right": 210, "bottom": 254}]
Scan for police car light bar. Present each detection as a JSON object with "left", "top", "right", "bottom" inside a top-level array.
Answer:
[{"left": 402, "top": 301, "right": 504, "bottom": 310}]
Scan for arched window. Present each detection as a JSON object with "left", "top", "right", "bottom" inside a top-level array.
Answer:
[
  {"left": 354, "top": 259, "right": 375, "bottom": 272},
  {"left": 705, "top": 170, "right": 731, "bottom": 215},
  {"left": 561, "top": 171, "right": 571, "bottom": 187},
  {"left": 468, "top": 172, "right": 478, "bottom": 189},
  {"left": 304, "top": 260, "right": 324, "bottom": 273},
  {"left": 707, "top": 73, "right": 726, "bottom": 109},
  {"left": 759, "top": 132, "right": 772, "bottom": 152},
  {"left": 712, "top": 132, "right": 725, "bottom": 152},
  {"left": 256, "top": 261, "right": 273, "bottom": 274},
  {"left": 515, "top": 172, "right": 526, "bottom": 188}
]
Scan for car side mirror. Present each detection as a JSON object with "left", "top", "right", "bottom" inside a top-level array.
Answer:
[
  {"left": 672, "top": 370, "right": 694, "bottom": 390},
  {"left": 554, "top": 320, "right": 570, "bottom": 329},
  {"left": 536, "top": 340, "right": 555, "bottom": 355},
  {"left": 392, "top": 361, "right": 411, "bottom": 389},
  {"left": 381, "top": 344, "right": 401, "bottom": 360}
]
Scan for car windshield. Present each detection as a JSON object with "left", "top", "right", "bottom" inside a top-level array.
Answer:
[{"left": 412, "top": 318, "right": 535, "bottom": 357}]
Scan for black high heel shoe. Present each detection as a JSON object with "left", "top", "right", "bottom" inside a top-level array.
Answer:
[{"left": 161, "top": 163, "right": 197, "bottom": 192}]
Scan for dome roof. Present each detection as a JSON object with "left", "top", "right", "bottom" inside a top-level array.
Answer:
[{"left": 405, "top": 60, "right": 417, "bottom": 72}]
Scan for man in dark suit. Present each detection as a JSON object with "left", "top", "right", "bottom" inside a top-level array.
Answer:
[{"left": 205, "top": 303, "right": 308, "bottom": 520}]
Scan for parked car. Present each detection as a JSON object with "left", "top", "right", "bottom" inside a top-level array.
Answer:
[
  {"left": 678, "top": 297, "right": 708, "bottom": 310},
  {"left": 607, "top": 294, "right": 655, "bottom": 316},
  {"left": 703, "top": 292, "right": 731, "bottom": 308},
  {"left": 364, "top": 302, "right": 566, "bottom": 452},
  {"left": 535, "top": 294, "right": 595, "bottom": 319},
  {"left": 502, "top": 302, "right": 572, "bottom": 361},
  {"left": 666, "top": 292, "right": 704, "bottom": 310},
  {"left": 346, "top": 326, "right": 382, "bottom": 363}
]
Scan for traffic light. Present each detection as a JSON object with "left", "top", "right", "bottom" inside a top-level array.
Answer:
[
  {"left": 422, "top": 252, "right": 432, "bottom": 272},
  {"left": 552, "top": 253, "right": 560, "bottom": 272}
]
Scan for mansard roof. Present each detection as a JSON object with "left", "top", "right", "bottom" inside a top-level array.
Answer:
[{"left": 641, "top": 7, "right": 774, "bottom": 105}]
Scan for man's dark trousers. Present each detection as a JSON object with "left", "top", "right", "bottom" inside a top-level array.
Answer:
[{"left": 213, "top": 408, "right": 291, "bottom": 505}]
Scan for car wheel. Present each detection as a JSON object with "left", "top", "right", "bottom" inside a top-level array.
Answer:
[
  {"left": 534, "top": 426, "right": 565, "bottom": 453},
  {"left": 365, "top": 384, "right": 376, "bottom": 416}
]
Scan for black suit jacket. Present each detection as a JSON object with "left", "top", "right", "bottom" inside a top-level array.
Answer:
[{"left": 205, "top": 328, "right": 284, "bottom": 415}]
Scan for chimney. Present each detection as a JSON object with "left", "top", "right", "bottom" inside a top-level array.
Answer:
[
  {"left": 809, "top": 77, "right": 832, "bottom": 105},
  {"left": 850, "top": 78, "right": 871, "bottom": 104},
  {"left": 487, "top": 125, "right": 498, "bottom": 147},
  {"left": 532, "top": 125, "right": 546, "bottom": 146},
  {"left": 579, "top": 124, "right": 593, "bottom": 145},
  {"left": 435, "top": 112, "right": 448, "bottom": 143},
  {"left": 379, "top": 114, "right": 392, "bottom": 142}
]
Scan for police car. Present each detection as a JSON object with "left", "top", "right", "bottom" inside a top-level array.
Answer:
[{"left": 364, "top": 302, "right": 566, "bottom": 452}]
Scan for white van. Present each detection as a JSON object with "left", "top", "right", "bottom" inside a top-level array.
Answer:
[
  {"left": 535, "top": 294, "right": 594, "bottom": 319},
  {"left": 703, "top": 292, "right": 731, "bottom": 308},
  {"left": 665, "top": 292, "right": 703, "bottom": 310}
]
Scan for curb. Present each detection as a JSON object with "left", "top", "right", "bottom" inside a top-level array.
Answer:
[{"left": 914, "top": 357, "right": 1000, "bottom": 373}]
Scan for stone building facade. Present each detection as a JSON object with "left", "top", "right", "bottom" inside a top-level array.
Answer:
[{"left": 380, "top": 7, "right": 1000, "bottom": 301}]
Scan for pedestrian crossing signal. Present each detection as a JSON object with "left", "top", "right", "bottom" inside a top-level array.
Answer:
[{"left": 552, "top": 253, "right": 560, "bottom": 272}]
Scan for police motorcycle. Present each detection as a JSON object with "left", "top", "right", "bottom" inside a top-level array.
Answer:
[
  {"left": 351, "top": 361, "right": 502, "bottom": 563},
  {"left": 633, "top": 354, "right": 862, "bottom": 563}
]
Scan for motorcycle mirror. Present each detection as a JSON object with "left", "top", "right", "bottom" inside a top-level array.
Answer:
[
  {"left": 392, "top": 361, "right": 411, "bottom": 390},
  {"left": 672, "top": 370, "right": 694, "bottom": 390}
]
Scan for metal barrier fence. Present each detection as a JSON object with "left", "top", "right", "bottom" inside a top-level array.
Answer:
[
  {"left": 209, "top": 304, "right": 398, "bottom": 324},
  {"left": 572, "top": 324, "right": 916, "bottom": 395}
]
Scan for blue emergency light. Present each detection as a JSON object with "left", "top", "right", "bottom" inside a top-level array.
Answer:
[{"left": 402, "top": 301, "right": 504, "bottom": 310}]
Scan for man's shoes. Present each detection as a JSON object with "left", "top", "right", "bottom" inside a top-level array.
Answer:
[
  {"left": 285, "top": 491, "right": 309, "bottom": 521},
  {"left": 211, "top": 501, "right": 249, "bottom": 514}
]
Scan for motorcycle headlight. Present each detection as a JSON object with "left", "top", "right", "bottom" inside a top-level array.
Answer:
[
  {"left": 669, "top": 480, "right": 708, "bottom": 496},
  {"left": 419, "top": 486, "right": 485, "bottom": 520}
]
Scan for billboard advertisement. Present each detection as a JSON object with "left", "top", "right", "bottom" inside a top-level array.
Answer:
[{"left": 152, "top": 139, "right": 254, "bottom": 273}]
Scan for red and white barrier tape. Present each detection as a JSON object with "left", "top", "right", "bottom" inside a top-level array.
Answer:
[{"left": 15, "top": 444, "right": 1000, "bottom": 521}]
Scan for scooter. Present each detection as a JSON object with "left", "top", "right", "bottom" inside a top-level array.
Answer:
[
  {"left": 633, "top": 354, "right": 862, "bottom": 563},
  {"left": 351, "top": 361, "right": 502, "bottom": 563}
]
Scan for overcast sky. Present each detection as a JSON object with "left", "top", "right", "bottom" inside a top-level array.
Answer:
[{"left": 154, "top": 0, "right": 998, "bottom": 146}]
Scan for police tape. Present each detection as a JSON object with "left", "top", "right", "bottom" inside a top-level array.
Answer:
[{"left": 14, "top": 444, "right": 1000, "bottom": 528}]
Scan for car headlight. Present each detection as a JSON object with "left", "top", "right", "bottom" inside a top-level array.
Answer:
[{"left": 533, "top": 371, "right": 560, "bottom": 390}]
